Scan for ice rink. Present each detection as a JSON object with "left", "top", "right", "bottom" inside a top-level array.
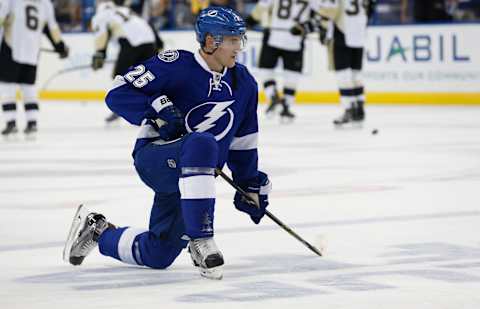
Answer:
[{"left": 1, "top": 102, "right": 480, "bottom": 309}]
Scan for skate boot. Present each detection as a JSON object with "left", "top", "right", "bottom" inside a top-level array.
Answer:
[
  {"left": 333, "top": 108, "right": 355, "bottom": 126},
  {"left": 63, "top": 205, "right": 109, "bottom": 266},
  {"left": 1, "top": 121, "right": 18, "bottom": 136},
  {"left": 24, "top": 121, "right": 38, "bottom": 134},
  {"left": 280, "top": 99, "right": 295, "bottom": 122},
  {"left": 265, "top": 92, "right": 282, "bottom": 115},
  {"left": 105, "top": 112, "right": 120, "bottom": 123},
  {"left": 352, "top": 101, "right": 365, "bottom": 121},
  {"left": 188, "top": 237, "right": 224, "bottom": 280}
]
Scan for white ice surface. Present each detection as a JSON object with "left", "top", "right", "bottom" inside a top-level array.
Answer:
[{"left": 1, "top": 102, "right": 480, "bottom": 309}]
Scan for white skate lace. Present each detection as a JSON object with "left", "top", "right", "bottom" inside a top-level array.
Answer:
[
  {"left": 75, "top": 216, "right": 105, "bottom": 255},
  {"left": 79, "top": 238, "right": 95, "bottom": 254},
  {"left": 76, "top": 225, "right": 96, "bottom": 255}
]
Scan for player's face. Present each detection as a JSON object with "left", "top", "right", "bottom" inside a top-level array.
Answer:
[{"left": 216, "top": 35, "right": 246, "bottom": 68}]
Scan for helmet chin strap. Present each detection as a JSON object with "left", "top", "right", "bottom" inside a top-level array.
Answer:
[{"left": 201, "top": 46, "right": 218, "bottom": 55}]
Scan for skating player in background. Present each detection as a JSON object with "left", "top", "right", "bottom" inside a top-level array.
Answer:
[
  {"left": 291, "top": 0, "right": 375, "bottom": 126},
  {"left": 246, "top": 0, "right": 316, "bottom": 121},
  {"left": 91, "top": 0, "right": 164, "bottom": 123},
  {"left": 0, "top": 0, "right": 69, "bottom": 136},
  {"left": 63, "top": 7, "right": 271, "bottom": 280}
]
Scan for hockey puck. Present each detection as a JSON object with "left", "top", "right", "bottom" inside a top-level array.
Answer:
[{"left": 371, "top": 129, "right": 379, "bottom": 135}]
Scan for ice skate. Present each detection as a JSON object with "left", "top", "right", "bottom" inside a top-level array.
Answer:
[
  {"left": 352, "top": 101, "right": 365, "bottom": 121},
  {"left": 188, "top": 237, "right": 224, "bottom": 280},
  {"left": 280, "top": 100, "right": 295, "bottom": 123},
  {"left": 1, "top": 121, "right": 18, "bottom": 136},
  {"left": 105, "top": 112, "right": 120, "bottom": 123},
  {"left": 333, "top": 108, "right": 355, "bottom": 126},
  {"left": 24, "top": 121, "right": 37, "bottom": 135},
  {"left": 265, "top": 92, "right": 282, "bottom": 116},
  {"left": 63, "top": 205, "right": 109, "bottom": 266}
]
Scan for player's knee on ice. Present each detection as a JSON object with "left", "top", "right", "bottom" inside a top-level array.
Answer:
[{"left": 181, "top": 132, "right": 218, "bottom": 168}]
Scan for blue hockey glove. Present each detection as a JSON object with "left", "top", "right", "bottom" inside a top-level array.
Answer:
[
  {"left": 147, "top": 95, "right": 186, "bottom": 141},
  {"left": 234, "top": 171, "right": 272, "bottom": 224}
]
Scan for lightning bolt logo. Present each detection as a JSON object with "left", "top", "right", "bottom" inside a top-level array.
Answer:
[
  {"left": 194, "top": 100, "right": 233, "bottom": 132},
  {"left": 185, "top": 100, "right": 235, "bottom": 141}
]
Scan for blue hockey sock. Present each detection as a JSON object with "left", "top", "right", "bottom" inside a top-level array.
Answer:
[
  {"left": 98, "top": 227, "right": 147, "bottom": 265},
  {"left": 179, "top": 132, "right": 218, "bottom": 239}
]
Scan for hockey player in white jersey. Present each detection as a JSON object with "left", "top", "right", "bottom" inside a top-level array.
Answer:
[
  {"left": 246, "top": 0, "right": 316, "bottom": 120},
  {"left": 0, "top": 0, "right": 69, "bottom": 135},
  {"left": 293, "top": 0, "right": 375, "bottom": 125},
  {"left": 91, "top": 0, "right": 164, "bottom": 123}
]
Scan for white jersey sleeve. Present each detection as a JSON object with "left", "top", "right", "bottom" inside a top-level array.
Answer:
[
  {"left": 3, "top": 0, "right": 61, "bottom": 65},
  {"left": 0, "top": 0, "right": 11, "bottom": 25},
  {"left": 313, "top": 0, "right": 339, "bottom": 20},
  {"left": 92, "top": 3, "right": 114, "bottom": 51},
  {"left": 44, "top": 0, "right": 59, "bottom": 31},
  {"left": 115, "top": 8, "right": 155, "bottom": 47},
  {"left": 317, "top": 0, "right": 368, "bottom": 48},
  {"left": 0, "top": 0, "right": 10, "bottom": 43},
  {"left": 92, "top": 3, "right": 154, "bottom": 51},
  {"left": 258, "top": 0, "right": 273, "bottom": 8}
]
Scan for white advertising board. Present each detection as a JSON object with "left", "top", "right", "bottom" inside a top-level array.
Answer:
[{"left": 37, "top": 24, "right": 480, "bottom": 104}]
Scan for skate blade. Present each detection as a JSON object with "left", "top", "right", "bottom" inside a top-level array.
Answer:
[
  {"left": 265, "top": 109, "right": 278, "bottom": 118},
  {"left": 280, "top": 116, "right": 295, "bottom": 124},
  {"left": 333, "top": 121, "right": 364, "bottom": 130},
  {"left": 24, "top": 133, "right": 37, "bottom": 141},
  {"left": 198, "top": 265, "right": 223, "bottom": 280},
  {"left": 62, "top": 204, "right": 88, "bottom": 263},
  {"left": 2, "top": 132, "right": 20, "bottom": 140}
]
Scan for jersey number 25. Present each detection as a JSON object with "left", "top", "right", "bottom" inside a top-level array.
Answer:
[{"left": 125, "top": 65, "right": 156, "bottom": 88}]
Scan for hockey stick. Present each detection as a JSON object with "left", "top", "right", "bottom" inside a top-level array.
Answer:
[
  {"left": 40, "top": 60, "right": 115, "bottom": 91},
  {"left": 215, "top": 168, "right": 323, "bottom": 257},
  {"left": 40, "top": 47, "right": 57, "bottom": 53}
]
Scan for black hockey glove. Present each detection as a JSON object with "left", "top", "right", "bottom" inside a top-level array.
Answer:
[
  {"left": 290, "top": 24, "right": 304, "bottom": 36},
  {"left": 319, "top": 24, "right": 328, "bottom": 45},
  {"left": 234, "top": 171, "right": 272, "bottom": 224},
  {"left": 54, "top": 41, "right": 69, "bottom": 59},
  {"left": 92, "top": 51, "right": 106, "bottom": 70},
  {"left": 290, "top": 20, "right": 316, "bottom": 36},
  {"left": 245, "top": 15, "right": 259, "bottom": 29},
  {"left": 146, "top": 96, "right": 186, "bottom": 141},
  {"left": 367, "top": 0, "right": 377, "bottom": 21}
]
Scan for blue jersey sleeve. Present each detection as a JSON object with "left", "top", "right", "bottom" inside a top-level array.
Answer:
[
  {"left": 227, "top": 70, "right": 259, "bottom": 183},
  {"left": 105, "top": 52, "right": 181, "bottom": 126}
]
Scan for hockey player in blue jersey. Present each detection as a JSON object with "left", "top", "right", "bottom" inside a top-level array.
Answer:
[{"left": 63, "top": 6, "right": 272, "bottom": 280}]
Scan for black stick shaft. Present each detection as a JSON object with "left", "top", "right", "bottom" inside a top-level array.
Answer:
[
  {"left": 215, "top": 168, "right": 322, "bottom": 257},
  {"left": 40, "top": 48, "right": 56, "bottom": 53}
]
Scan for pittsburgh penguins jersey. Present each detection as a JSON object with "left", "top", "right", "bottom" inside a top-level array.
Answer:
[
  {"left": 313, "top": 0, "right": 368, "bottom": 47},
  {"left": 252, "top": 0, "right": 314, "bottom": 51},
  {"left": 106, "top": 49, "right": 259, "bottom": 182},
  {"left": 0, "top": 0, "right": 61, "bottom": 65},
  {"left": 92, "top": 2, "right": 155, "bottom": 52}
]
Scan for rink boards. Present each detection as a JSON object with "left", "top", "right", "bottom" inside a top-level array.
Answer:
[{"left": 36, "top": 24, "right": 480, "bottom": 105}]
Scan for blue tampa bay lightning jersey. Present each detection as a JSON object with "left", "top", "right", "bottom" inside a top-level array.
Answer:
[{"left": 105, "top": 49, "right": 259, "bottom": 182}]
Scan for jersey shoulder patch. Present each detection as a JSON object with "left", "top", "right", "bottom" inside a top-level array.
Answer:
[{"left": 157, "top": 50, "right": 180, "bottom": 63}]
